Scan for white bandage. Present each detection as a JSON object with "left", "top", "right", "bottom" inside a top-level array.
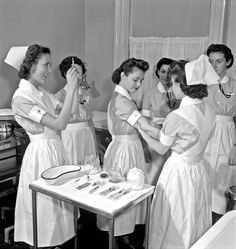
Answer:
[
  {"left": 28, "top": 105, "right": 46, "bottom": 123},
  {"left": 127, "top": 110, "right": 142, "bottom": 126}
]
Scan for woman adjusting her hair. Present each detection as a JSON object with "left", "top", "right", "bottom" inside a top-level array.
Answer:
[
  {"left": 7, "top": 44, "right": 80, "bottom": 248},
  {"left": 138, "top": 55, "right": 218, "bottom": 249},
  {"left": 203, "top": 44, "right": 236, "bottom": 224},
  {"left": 97, "top": 57, "right": 158, "bottom": 249}
]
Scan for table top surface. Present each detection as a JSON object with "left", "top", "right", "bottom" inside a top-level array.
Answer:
[
  {"left": 30, "top": 172, "right": 154, "bottom": 218},
  {"left": 190, "top": 210, "right": 236, "bottom": 249}
]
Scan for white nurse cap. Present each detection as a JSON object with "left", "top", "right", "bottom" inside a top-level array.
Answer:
[
  {"left": 4, "top": 46, "right": 28, "bottom": 71},
  {"left": 185, "top": 55, "right": 219, "bottom": 85}
]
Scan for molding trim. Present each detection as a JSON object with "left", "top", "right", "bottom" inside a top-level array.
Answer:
[{"left": 113, "top": 0, "right": 131, "bottom": 70}]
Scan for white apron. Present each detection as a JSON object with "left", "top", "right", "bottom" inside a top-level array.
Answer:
[
  {"left": 204, "top": 115, "right": 235, "bottom": 214},
  {"left": 149, "top": 104, "right": 213, "bottom": 249},
  {"left": 13, "top": 87, "right": 75, "bottom": 247},
  {"left": 61, "top": 121, "right": 97, "bottom": 165},
  {"left": 97, "top": 134, "right": 146, "bottom": 236}
]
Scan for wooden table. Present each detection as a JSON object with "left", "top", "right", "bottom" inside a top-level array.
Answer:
[{"left": 29, "top": 175, "right": 154, "bottom": 249}]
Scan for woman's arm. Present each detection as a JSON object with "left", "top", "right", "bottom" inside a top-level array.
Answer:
[
  {"left": 138, "top": 126, "right": 169, "bottom": 155},
  {"left": 136, "top": 116, "right": 160, "bottom": 138},
  {"left": 41, "top": 67, "right": 80, "bottom": 131}
]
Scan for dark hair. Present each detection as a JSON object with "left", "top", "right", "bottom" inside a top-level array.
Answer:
[
  {"left": 112, "top": 58, "right": 149, "bottom": 84},
  {"left": 155, "top": 57, "right": 174, "bottom": 78},
  {"left": 169, "top": 60, "right": 208, "bottom": 99},
  {"left": 59, "top": 56, "right": 86, "bottom": 78},
  {"left": 18, "top": 44, "right": 50, "bottom": 80},
  {"left": 207, "top": 44, "right": 234, "bottom": 69}
]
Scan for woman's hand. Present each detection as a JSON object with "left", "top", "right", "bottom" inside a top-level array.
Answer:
[
  {"left": 66, "top": 67, "right": 81, "bottom": 92},
  {"left": 138, "top": 125, "right": 149, "bottom": 141}
]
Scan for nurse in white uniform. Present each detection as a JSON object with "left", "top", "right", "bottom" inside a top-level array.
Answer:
[
  {"left": 97, "top": 58, "right": 158, "bottom": 249},
  {"left": 7, "top": 44, "right": 80, "bottom": 248},
  {"left": 139, "top": 56, "right": 218, "bottom": 249},
  {"left": 142, "top": 57, "right": 179, "bottom": 185},
  {"left": 204, "top": 44, "right": 236, "bottom": 224},
  {"left": 56, "top": 56, "right": 97, "bottom": 165}
]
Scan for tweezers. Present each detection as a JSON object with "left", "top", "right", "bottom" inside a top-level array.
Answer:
[
  {"left": 111, "top": 188, "right": 132, "bottom": 201},
  {"left": 99, "top": 186, "right": 119, "bottom": 196},
  {"left": 77, "top": 182, "right": 91, "bottom": 190}
]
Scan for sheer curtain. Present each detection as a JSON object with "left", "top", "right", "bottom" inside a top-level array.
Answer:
[{"left": 129, "top": 36, "right": 209, "bottom": 102}]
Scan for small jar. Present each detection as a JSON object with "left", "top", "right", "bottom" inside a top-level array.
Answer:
[{"left": 127, "top": 168, "right": 144, "bottom": 190}]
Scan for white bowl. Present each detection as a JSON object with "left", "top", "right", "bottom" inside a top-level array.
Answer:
[{"left": 41, "top": 165, "right": 83, "bottom": 185}]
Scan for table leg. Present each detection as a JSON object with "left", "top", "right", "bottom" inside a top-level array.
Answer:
[
  {"left": 32, "top": 190, "right": 38, "bottom": 249},
  {"left": 108, "top": 218, "right": 114, "bottom": 249},
  {"left": 144, "top": 196, "right": 152, "bottom": 249},
  {"left": 74, "top": 207, "right": 78, "bottom": 249}
]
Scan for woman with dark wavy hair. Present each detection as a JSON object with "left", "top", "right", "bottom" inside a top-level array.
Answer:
[
  {"left": 204, "top": 44, "right": 236, "bottom": 224},
  {"left": 141, "top": 57, "right": 179, "bottom": 186},
  {"left": 10, "top": 44, "right": 80, "bottom": 248},
  {"left": 139, "top": 56, "right": 217, "bottom": 249},
  {"left": 56, "top": 56, "right": 98, "bottom": 166},
  {"left": 97, "top": 57, "right": 158, "bottom": 249}
]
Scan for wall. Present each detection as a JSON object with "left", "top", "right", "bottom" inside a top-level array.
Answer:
[
  {"left": 85, "top": 0, "right": 115, "bottom": 112},
  {"left": 227, "top": 0, "right": 236, "bottom": 78},
  {"left": 0, "top": 0, "right": 86, "bottom": 108},
  {"left": 131, "top": 0, "right": 211, "bottom": 37}
]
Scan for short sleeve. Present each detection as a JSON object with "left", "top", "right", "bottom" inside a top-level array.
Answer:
[
  {"left": 11, "top": 96, "right": 46, "bottom": 134},
  {"left": 114, "top": 95, "right": 141, "bottom": 126},
  {"left": 159, "top": 112, "right": 179, "bottom": 146}
]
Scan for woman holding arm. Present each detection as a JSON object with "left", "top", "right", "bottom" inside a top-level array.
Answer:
[
  {"left": 142, "top": 57, "right": 179, "bottom": 185},
  {"left": 139, "top": 56, "right": 218, "bottom": 249},
  {"left": 97, "top": 58, "right": 158, "bottom": 249},
  {"left": 9, "top": 44, "right": 80, "bottom": 248}
]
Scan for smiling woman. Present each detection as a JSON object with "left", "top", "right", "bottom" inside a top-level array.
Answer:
[
  {"left": 96, "top": 57, "right": 158, "bottom": 249},
  {"left": 6, "top": 44, "right": 81, "bottom": 248}
]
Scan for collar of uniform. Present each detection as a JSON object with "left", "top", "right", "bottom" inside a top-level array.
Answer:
[
  {"left": 179, "top": 96, "right": 203, "bottom": 107},
  {"left": 157, "top": 81, "right": 172, "bottom": 93},
  {"left": 19, "top": 79, "right": 44, "bottom": 97},
  {"left": 219, "top": 74, "right": 229, "bottom": 84},
  {"left": 114, "top": 85, "right": 132, "bottom": 100}
]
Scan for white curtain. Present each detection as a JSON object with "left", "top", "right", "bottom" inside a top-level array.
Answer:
[{"left": 129, "top": 36, "right": 209, "bottom": 102}]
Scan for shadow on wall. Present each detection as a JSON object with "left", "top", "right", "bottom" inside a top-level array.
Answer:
[{"left": 0, "top": 61, "right": 19, "bottom": 108}]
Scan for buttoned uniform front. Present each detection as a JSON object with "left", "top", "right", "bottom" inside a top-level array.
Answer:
[
  {"left": 12, "top": 79, "right": 75, "bottom": 247},
  {"left": 57, "top": 84, "right": 97, "bottom": 165},
  {"left": 204, "top": 75, "right": 236, "bottom": 214},
  {"left": 97, "top": 85, "right": 146, "bottom": 236},
  {"left": 149, "top": 97, "right": 215, "bottom": 249},
  {"left": 142, "top": 81, "right": 179, "bottom": 185}
]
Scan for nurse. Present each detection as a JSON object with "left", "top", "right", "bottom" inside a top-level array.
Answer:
[
  {"left": 204, "top": 44, "right": 236, "bottom": 223},
  {"left": 7, "top": 44, "right": 80, "bottom": 248},
  {"left": 56, "top": 56, "right": 98, "bottom": 165},
  {"left": 142, "top": 57, "right": 179, "bottom": 185},
  {"left": 97, "top": 57, "right": 158, "bottom": 249},
  {"left": 138, "top": 56, "right": 218, "bottom": 249}
]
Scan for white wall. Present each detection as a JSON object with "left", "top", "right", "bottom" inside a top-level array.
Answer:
[
  {"left": 227, "top": 0, "right": 236, "bottom": 78},
  {"left": 85, "top": 0, "right": 115, "bottom": 112},
  {"left": 0, "top": 0, "right": 86, "bottom": 108},
  {"left": 131, "top": 0, "right": 211, "bottom": 37}
]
